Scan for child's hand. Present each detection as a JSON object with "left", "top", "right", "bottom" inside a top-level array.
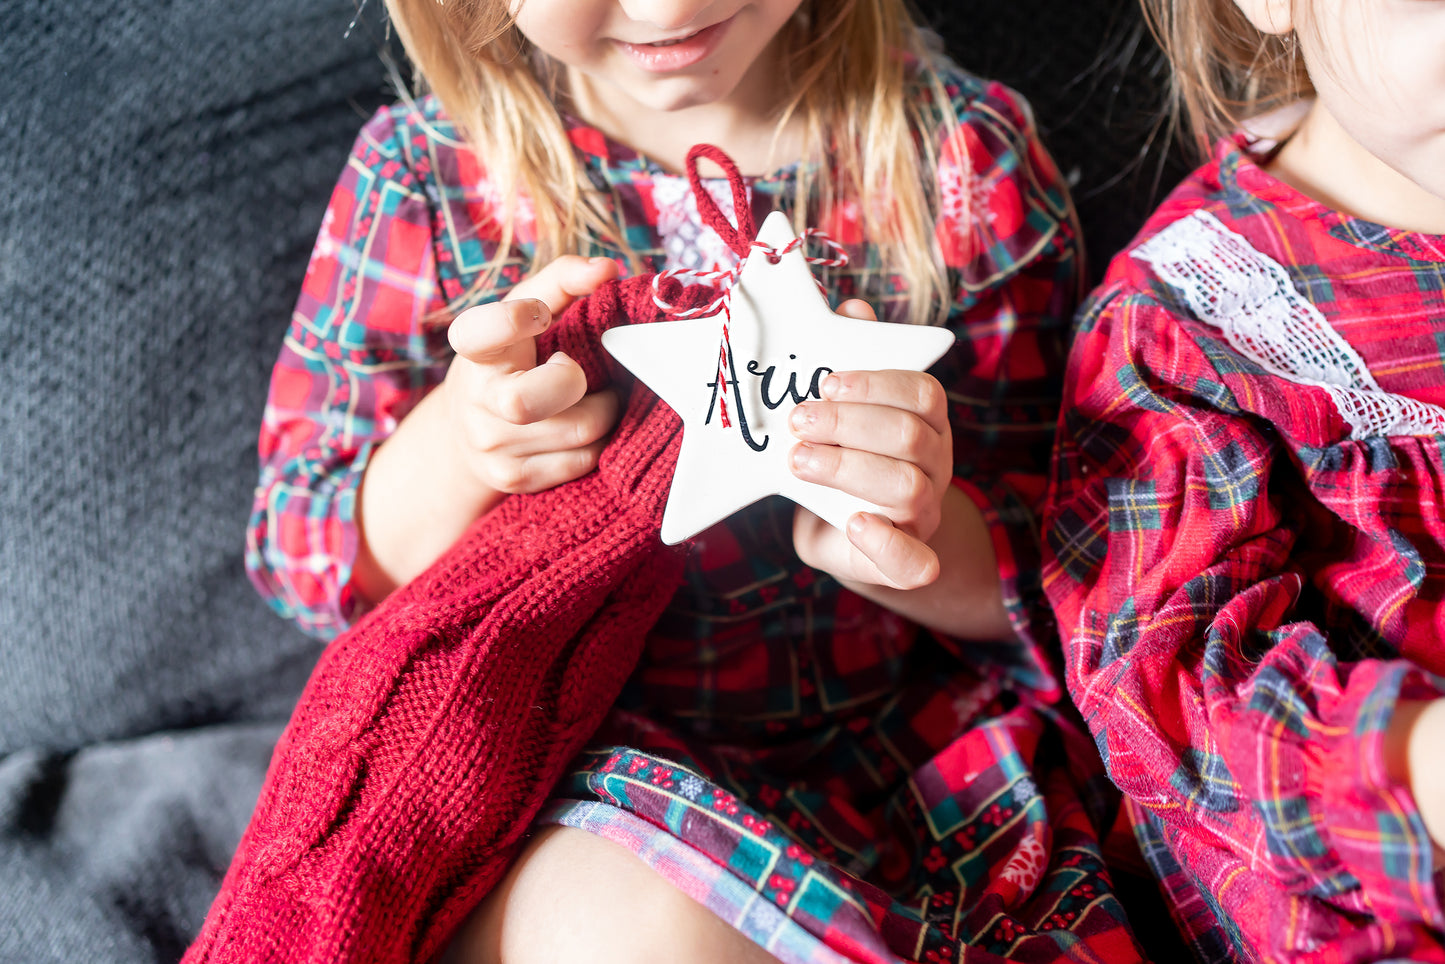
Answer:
[
  {"left": 443, "top": 256, "right": 621, "bottom": 495},
  {"left": 1388, "top": 698, "right": 1445, "bottom": 865},
  {"left": 788, "top": 300, "right": 953, "bottom": 591}
]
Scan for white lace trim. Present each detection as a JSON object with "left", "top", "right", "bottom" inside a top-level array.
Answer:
[
  {"left": 1133, "top": 210, "right": 1445, "bottom": 439},
  {"left": 1316, "top": 386, "right": 1445, "bottom": 440}
]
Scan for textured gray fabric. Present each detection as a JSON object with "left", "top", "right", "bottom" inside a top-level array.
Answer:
[
  {"left": 0, "top": 722, "right": 283, "bottom": 964},
  {"left": 0, "top": 1, "right": 390, "bottom": 959},
  {"left": 0, "top": 1, "right": 392, "bottom": 754}
]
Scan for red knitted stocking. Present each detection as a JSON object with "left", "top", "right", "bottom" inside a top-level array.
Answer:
[{"left": 184, "top": 276, "right": 718, "bottom": 964}]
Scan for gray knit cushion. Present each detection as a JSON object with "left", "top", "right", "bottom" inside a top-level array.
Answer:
[
  {"left": 0, "top": 3, "right": 392, "bottom": 960},
  {"left": 0, "top": 1, "right": 392, "bottom": 754}
]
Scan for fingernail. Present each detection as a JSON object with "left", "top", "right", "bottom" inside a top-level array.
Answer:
[
  {"left": 588, "top": 256, "right": 612, "bottom": 266},
  {"left": 790, "top": 405, "right": 816, "bottom": 431},
  {"left": 847, "top": 513, "right": 867, "bottom": 537},
  {"left": 791, "top": 444, "right": 818, "bottom": 473},
  {"left": 823, "top": 374, "right": 845, "bottom": 397},
  {"left": 522, "top": 299, "right": 546, "bottom": 329}
]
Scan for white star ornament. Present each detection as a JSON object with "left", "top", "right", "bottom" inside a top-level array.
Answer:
[{"left": 601, "top": 211, "right": 955, "bottom": 545}]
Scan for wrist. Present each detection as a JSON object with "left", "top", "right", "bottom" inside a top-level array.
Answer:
[
  {"left": 431, "top": 376, "right": 506, "bottom": 507},
  {"left": 354, "top": 387, "right": 501, "bottom": 602}
]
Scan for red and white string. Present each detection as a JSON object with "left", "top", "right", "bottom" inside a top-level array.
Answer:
[{"left": 650, "top": 228, "right": 850, "bottom": 319}]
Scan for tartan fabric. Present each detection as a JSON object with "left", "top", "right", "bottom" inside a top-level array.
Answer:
[
  {"left": 1043, "top": 137, "right": 1445, "bottom": 963},
  {"left": 539, "top": 649, "right": 1144, "bottom": 964},
  {"left": 241, "top": 55, "right": 1150, "bottom": 961}
]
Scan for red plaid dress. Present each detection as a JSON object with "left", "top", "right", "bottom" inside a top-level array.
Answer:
[
  {"left": 245, "top": 59, "right": 1149, "bottom": 962},
  {"left": 1044, "top": 136, "right": 1445, "bottom": 963}
]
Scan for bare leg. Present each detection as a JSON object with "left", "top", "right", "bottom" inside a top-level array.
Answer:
[{"left": 443, "top": 825, "right": 784, "bottom": 964}]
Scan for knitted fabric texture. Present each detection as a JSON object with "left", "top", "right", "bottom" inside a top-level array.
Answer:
[{"left": 184, "top": 276, "right": 716, "bottom": 964}]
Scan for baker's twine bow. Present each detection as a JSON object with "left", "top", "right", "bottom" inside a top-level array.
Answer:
[
  {"left": 651, "top": 229, "right": 849, "bottom": 318},
  {"left": 650, "top": 143, "right": 849, "bottom": 319}
]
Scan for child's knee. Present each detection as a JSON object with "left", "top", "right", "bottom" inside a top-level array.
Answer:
[{"left": 446, "top": 825, "right": 778, "bottom": 964}]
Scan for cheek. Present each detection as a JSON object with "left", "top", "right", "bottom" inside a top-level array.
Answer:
[
  {"left": 1305, "top": 5, "right": 1445, "bottom": 139},
  {"left": 771, "top": 0, "right": 807, "bottom": 24},
  {"left": 747, "top": 0, "right": 805, "bottom": 45},
  {"left": 513, "top": 4, "right": 606, "bottom": 62}
]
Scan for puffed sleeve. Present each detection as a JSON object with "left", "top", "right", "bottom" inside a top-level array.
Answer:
[
  {"left": 1044, "top": 285, "right": 1445, "bottom": 959},
  {"left": 244, "top": 106, "right": 453, "bottom": 639}
]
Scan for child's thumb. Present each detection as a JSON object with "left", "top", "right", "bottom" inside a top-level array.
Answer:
[{"left": 448, "top": 299, "right": 544, "bottom": 372}]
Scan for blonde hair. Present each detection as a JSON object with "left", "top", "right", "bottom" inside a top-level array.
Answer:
[
  {"left": 382, "top": 0, "right": 956, "bottom": 326},
  {"left": 1143, "top": 0, "right": 1312, "bottom": 158}
]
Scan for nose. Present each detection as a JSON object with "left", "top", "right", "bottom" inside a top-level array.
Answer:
[{"left": 617, "top": 0, "right": 716, "bottom": 32}]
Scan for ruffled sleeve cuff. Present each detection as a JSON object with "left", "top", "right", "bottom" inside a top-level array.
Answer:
[{"left": 245, "top": 439, "right": 377, "bottom": 641}]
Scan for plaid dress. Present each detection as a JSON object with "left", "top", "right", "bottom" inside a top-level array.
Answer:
[
  {"left": 1044, "top": 137, "right": 1445, "bottom": 964},
  {"left": 246, "top": 60, "right": 1147, "bottom": 963}
]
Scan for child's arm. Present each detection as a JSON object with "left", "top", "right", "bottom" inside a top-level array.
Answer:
[
  {"left": 1046, "top": 286, "right": 1445, "bottom": 944},
  {"left": 1387, "top": 698, "right": 1445, "bottom": 862},
  {"left": 244, "top": 109, "right": 448, "bottom": 638},
  {"left": 350, "top": 256, "right": 619, "bottom": 604},
  {"left": 246, "top": 106, "right": 619, "bottom": 636}
]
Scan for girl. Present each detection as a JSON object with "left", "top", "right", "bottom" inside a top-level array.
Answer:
[
  {"left": 1043, "top": 0, "right": 1445, "bottom": 960},
  {"left": 234, "top": 0, "right": 1146, "bottom": 961}
]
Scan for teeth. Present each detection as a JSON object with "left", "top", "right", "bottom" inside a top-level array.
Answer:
[{"left": 649, "top": 38, "right": 685, "bottom": 46}]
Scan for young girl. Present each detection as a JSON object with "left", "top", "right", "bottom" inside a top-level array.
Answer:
[
  {"left": 1043, "top": 0, "right": 1445, "bottom": 960},
  {"left": 234, "top": 0, "right": 1147, "bottom": 961}
]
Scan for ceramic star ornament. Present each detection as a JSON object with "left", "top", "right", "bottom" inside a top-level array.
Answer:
[{"left": 602, "top": 147, "right": 955, "bottom": 545}]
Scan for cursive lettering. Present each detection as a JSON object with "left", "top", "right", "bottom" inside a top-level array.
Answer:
[{"left": 706, "top": 353, "right": 832, "bottom": 452}]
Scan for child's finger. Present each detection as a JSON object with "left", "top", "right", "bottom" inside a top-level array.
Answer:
[
  {"left": 505, "top": 255, "right": 619, "bottom": 318},
  {"left": 814, "top": 370, "right": 950, "bottom": 434},
  {"left": 844, "top": 512, "right": 940, "bottom": 590},
  {"left": 449, "top": 299, "right": 549, "bottom": 370},
  {"left": 483, "top": 441, "right": 611, "bottom": 495},
  {"left": 481, "top": 351, "right": 591, "bottom": 425},
  {"left": 790, "top": 442, "right": 938, "bottom": 526},
  {"left": 789, "top": 400, "right": 943, "bottom": 467},
  {"left": 835, "top": 298, "right": 878, "bottom": 321},
  {"left": 487, "top": 388, "right": 621, "bottom": 456}
]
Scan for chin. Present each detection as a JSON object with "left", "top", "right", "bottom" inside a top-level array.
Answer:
[
  {"left": 633, "top": 91, "right": 720, "bottom": 113},
  {"left": 623, "top": 77, "right": 738, "bottom": 114}
]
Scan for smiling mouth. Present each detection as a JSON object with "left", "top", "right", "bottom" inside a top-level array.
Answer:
[
  {"left": 645, "top": 32, "right": 699, "bottom": 47},
  {"left": 614, "top": 18, "right": 731, "bottom": 71}
]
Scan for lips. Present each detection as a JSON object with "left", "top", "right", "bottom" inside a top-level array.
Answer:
[{"left": 614, "top": 17, "right": 731, "bottom": 72}]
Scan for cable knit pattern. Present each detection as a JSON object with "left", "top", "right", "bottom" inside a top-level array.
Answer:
[{"left": 184, "top": 276, "right": 716, "bottom": 964}]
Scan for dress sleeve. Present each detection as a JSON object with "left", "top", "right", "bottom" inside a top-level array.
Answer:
[
  {"left": 244, "top": 107, "right": 453, "bottom": 639},
  {"left": 1044, "top": 286, "right": 1445, "bottom": 951},
  {"left": 928, "top": 80, "right": 1080, "bottom": 697}
]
